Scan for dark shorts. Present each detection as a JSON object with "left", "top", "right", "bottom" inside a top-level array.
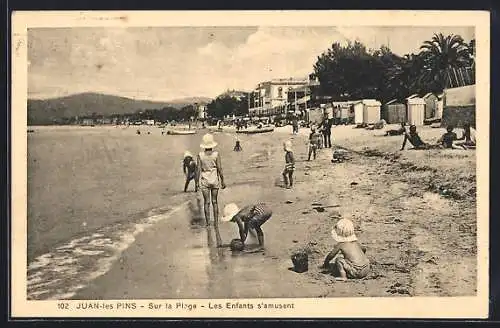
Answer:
[
  {"left": 248, "top": 211, "right": 272, "bottom": 229},
  {"left": 335, "top": 257, "right": 370, "bottom": 279}
]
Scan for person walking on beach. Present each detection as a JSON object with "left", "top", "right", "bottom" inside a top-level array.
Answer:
[
  {"left": 282, "top": 140, "right": 295, "bottom": 189},
  {"left": 308, "top": 126, "right": 321, "bottom": 161},
  {"left": 196, "top": 133, "right": 226, "bottom": 246},
  {"left": 321, "top": 117, "right": 332, "bottom": 148},
  {"left": 221, "top": 202, "right": 273, "bottom": 252},
  {"left": 233, "top": 137, "right": 243, "bottom": 152},
  {"left": 321, "top": 218, "right": 370, "bottom": 281},
  {"left": 292, "top": 116, "right": 299, "bottom": 134},
  {"left": 182, "top": 151, "right": 198, "bottom": 192}
]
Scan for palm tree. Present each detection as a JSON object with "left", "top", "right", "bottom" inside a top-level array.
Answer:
[{"left": 419, "top": 33, "right": 470, "bottom": 90}]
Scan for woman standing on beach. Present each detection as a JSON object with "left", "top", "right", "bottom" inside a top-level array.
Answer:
[{"left": 196, "top": 133, "right": 226, "bottom": 247}]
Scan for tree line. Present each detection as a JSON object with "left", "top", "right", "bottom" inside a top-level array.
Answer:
[{"left": 312, "top": 33, "right": 475, "bottom": 103}]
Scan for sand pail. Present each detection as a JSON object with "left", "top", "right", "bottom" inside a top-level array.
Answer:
[
  {"left": 291, "top": 251, "right": 308, "bottom": 273},
  {"left": 230, "top": 238, "right": 245, "bottom": 252}
]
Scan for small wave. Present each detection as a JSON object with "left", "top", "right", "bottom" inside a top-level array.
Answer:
[{"left": 27, "top": 201, "right": 189, "bottom": 300}]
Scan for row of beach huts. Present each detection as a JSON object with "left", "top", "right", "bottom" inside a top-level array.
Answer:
[
  {"left": 309, "top": 93, "right": 443, "bottom": 126},
  {"left": 308, "top": 84, "right": 476, "bottom": 128}
]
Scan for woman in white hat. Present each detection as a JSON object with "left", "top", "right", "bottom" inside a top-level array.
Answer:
[
  {"left": 221, "top": 202, "right": 272, "bottom": 252},
  {"left": 196, "top": 133, "right": 226, "bottom": 246},
  {"left": 321, "top": 218, "right": 370, "bottom": 281}
]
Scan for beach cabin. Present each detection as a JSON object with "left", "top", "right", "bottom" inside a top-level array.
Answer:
[
  {"left": 334, "top": 105, "right": 350, "bottom": 124},
  {"left": 362, "top": 99, "right": 382, "bottom": 124},
  {"left": 383, "top": 99, "right": 406, "bottom": 124},
  {"left": 442, "top": 85, "right": 475, "bottom": 128},
  {"left": 353, "top": 101, "right": 364, "bottom": 124},
  {"left": 423, "top": 93, "right": 439, "bottom": 119},
  {"left": 407, "top": 97, "right": 426, "bottom": 126},
  {"left": 352, "top": 99, "right": 381, "bottom": 124}
]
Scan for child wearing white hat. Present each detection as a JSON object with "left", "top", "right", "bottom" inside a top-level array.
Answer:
[
  {"left": 322, "top": 218, "right": 370, "bottom": 281},
  {"left": 221, "top": 202, "right": 272, "bottom": 252},
  {"left": 196, "top": 133, "right": 226, "bottom": 246},
  {"left": 182, "top": 151, "right": 197, "bottom": 192}
]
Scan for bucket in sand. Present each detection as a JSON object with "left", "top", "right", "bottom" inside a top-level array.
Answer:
[
  {"left": 291, "top": 251, "right": 309, "bottom": 273},
  {"left": 230, "top": 239, "right": 245, "bottom": 252}
]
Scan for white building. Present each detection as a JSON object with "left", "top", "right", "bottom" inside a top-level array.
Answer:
[
  {"left": 197, "top": 103, "right": 208, "bottom": 119},
  {"left": 248, "top": 77, "right": 319, "bottom": 117}
]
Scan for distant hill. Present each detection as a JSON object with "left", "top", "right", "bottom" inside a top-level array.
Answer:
[{"left": 27, "top": 92, "right": 213, "bottom": 125}]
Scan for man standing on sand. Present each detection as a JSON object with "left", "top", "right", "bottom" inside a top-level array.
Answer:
[{"left": 322, "top": 117, "right": 332, "bottom": 148}]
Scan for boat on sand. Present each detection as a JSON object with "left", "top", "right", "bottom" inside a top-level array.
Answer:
[
  {"left": 236, "top": 126, "right": 274, "bottom": 134},
  {"left": 166, "top": 129, "right": 197, "bottom": 135}
]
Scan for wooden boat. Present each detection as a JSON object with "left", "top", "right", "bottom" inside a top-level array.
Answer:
[
  {"left": 236, "top": 126, "right": 274, "bottom": 134},
  {"left": 166, "top": 129, "right": 197, "bottom": 135},
  {"left": 208, "top": 126, "right": 237, "bottom": 133}
]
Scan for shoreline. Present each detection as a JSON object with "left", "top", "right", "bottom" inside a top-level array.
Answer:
[{"left": 71, "top": 124, "right": 476, "bottom": 299}]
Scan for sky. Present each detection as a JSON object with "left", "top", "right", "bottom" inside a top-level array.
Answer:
[{"left": 28, "top": 26, "right": 474, "bottom": 101}]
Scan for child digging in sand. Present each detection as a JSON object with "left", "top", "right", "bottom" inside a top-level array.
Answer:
[
  {"left": 282, "top": 140, "right": 295, "bottom": 189},
  {"left": 321, "top": 218, "right": 370, "bottom": 281},
  {"left": 221, "top": 202, "right": 272, "bottom": 252}
]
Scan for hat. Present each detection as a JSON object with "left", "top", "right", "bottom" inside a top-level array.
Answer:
[
  {"left": 184, "top": 151, "right": 193, "bottom": 158},
  {"left": 331, "top": 218, "right": 357, "bottom": 242},
  {"left": 284, "top": 140, "right": 293, "bottom": 151},
  {"left": 200, "top": 133, "right": 218, "bottom": 149},
  {"left": 221, "top": 203, "right": 240, "bottom": 222}
]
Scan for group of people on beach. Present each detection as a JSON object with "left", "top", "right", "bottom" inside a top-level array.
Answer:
[
  {"left": 179, "top": 123, "right": 371, "bottom": 281},
  {"left": 182, "top": 133, "right": 271, "bottom": 252},
  {"left": 398, "top": 122, "right": 476, "bottom": 150}
]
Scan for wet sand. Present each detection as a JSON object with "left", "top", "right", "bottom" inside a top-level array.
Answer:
[{"left": 73, "top": 124, "right": 477, "bottom": 299}]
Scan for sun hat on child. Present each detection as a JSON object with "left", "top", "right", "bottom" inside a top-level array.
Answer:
[
  {"left": 284, "top": 140, "right": 293, "bottom": 151},
  {"left": 200, "top": 133, "right": 218, "bottom": 149},
  {"left": 331, "top": 218, "right": 358, "bottom": 242},
  {"left": 221, "top": 203, "right": 240, "bottom": 222},
  {"left": 184, "top": 151, "right": 193, "bottom": 158}
]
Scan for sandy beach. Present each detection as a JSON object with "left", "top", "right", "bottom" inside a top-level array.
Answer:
[{"left": 30, "top": 123, "right": 476, "bottom": 300}]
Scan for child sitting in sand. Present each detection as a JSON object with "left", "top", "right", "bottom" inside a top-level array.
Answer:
[
  {"left": 221, "top": 202, "right": 272, "bottom": 252},
  {"left": 321, "top": 218, "right": 370, "bottom": 281},
  {"left": 282, "top": 140, "right": 295, "bottom": 189},
  {"left": 183, "top": 151, "right": 198, "bottom": 192},
  {"left": 456, "top": 122, "right": 476, "bottom": 149},
  {"left": 436, "top": 126, "right": 462, "bottom": 149}
]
